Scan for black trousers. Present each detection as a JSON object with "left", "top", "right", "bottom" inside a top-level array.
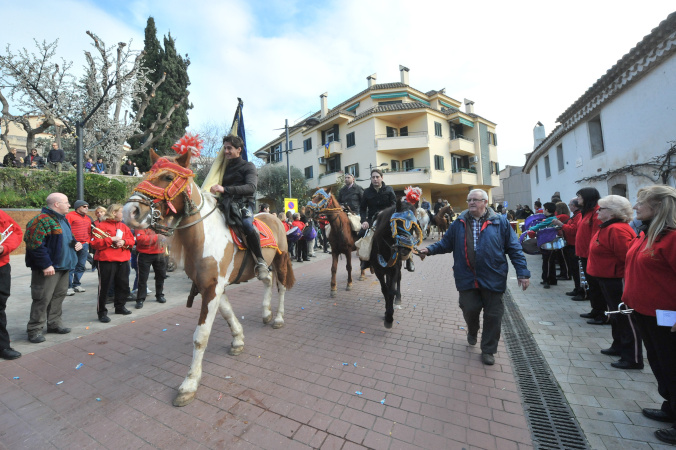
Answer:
[
  {"left": 541, "top": 250, "right": 558, "bottom": 285},
  {"left": 136, "top": 252, "right": 166, "bottom": 301},
  {"left": 563, "top": 245, "right": 581, "bottom": 292},
  {"left": 97, "top": 261, "right": 130, "bottom": 317},
  {"left": 296, "top": 239, "right": 308, "bottom": 261},
  {"left": 0, "top": 264, "right": 11, "bottom": 350},
  {"left": 581, "top": 257, "right": 606, "bottom": 318},
  {"left": 597, "top": 277, "right": 643, "bottom": 364},
  {"left": 634, "top": 311, "right": 676, "bottom": 425}
]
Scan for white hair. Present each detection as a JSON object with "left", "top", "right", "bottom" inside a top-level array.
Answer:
[{"left": 467, "top": 189, "right": 488, "bottom": 201}]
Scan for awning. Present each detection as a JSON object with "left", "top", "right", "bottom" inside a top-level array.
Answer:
[{"left": 459, "top": 118, "right": 474, "bottom": 127}]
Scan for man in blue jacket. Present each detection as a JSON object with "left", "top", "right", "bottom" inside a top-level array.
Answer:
[{"left": 419, "top": 189, "right": 530, "bottom": 365}]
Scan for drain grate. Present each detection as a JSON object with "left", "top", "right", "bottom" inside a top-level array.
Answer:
[{"left": 502, "top": 290, "right": 589, "bottom": 450}]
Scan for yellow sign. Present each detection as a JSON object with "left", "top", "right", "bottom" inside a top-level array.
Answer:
[{"left": 284, "top": 198, "right": 298, "bottom": 214}]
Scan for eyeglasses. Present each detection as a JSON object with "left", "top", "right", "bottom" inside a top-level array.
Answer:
[
  {"left": 597, "top": 207, "right": 608, "bottom": 211},
  {"left": 466, "top": 198, "right": 485, "bottom": 203}
]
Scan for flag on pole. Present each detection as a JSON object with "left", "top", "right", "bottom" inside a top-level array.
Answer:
[
  {"left": 230, "top": 98, "right": 248, "bottom": 161},
  {"left": 324, "top": 142, "right": 330, "bottom": 159}
]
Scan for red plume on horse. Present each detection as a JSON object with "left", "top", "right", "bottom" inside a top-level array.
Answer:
[{"left": 123, "top": 133, "right": 295, "bottom": 407}]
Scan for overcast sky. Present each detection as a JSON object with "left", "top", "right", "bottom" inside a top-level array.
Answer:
[{"left": 3, "top": 1, "right": 674, "bottom": 166}]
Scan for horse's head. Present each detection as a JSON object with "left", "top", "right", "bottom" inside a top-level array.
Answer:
[
  {"left": 375, "top": 198, "right": 423, "bottom": 268},
  {"left": 123, "top": 149, "right": 195, "bottom": 234},
  {"left": 311, "top": 186, "right": 338, "bottom": 211}
]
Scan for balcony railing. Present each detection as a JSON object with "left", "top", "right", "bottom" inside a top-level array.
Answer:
[
  {"left": 316, "top": 140, "right": 343, "bottom": 157},
  {"left": 451, "top": 170, "right": 479, "bottom": 185},
  {"left": 449, "top": 137, "right": 475, "bottom": 155},
  {"left": 376, "top": 131, "right": 429, "bottom": 152}
]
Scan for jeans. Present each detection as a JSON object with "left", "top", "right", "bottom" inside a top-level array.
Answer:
[{"left": 69, "top": 243, "right": 89, "bottom": 288}]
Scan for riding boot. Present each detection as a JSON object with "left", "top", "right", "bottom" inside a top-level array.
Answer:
[
  {"left": 360, "top": 260, "right": 370, "bottom": 271},
  {"left": 245, "top": 230, "right": 270, "bottom": 280},
  {"left": 406, "top": 258, "right": 415, "bottom": 272}
]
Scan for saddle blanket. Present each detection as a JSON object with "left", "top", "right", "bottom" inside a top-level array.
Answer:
[{"left": 230, "top": 219, "right": 279, "bottom": 252}]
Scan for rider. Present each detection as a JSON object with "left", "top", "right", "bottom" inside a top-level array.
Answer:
[
  {"left": 359, "top": 168, "right": 397, "bottom": 270},
  {"left": 209, "top": 135, "right": 269, "bottom": 280},
  {"left": 338, "top": 173, "right": 364, "bottom": 214}
]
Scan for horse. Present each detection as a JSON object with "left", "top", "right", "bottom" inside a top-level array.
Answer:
[
  {"left": 430, "top": 205, "right": 454, "bottom": 240},
  {"left": 122, "top": 149, "right": 295, "bottom": 407},
  {"left": 309, "top": 187, "right": 365, "bottom": 297},
  {"left": 415, "top": 207, "right": 430, "bottom": 240},
  {"left": 370, "top": 198, "right": 422, "bottom": 328}
]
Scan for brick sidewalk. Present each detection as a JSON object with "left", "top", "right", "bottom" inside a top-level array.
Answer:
[{"left": 0, "top": 252, "right": 532, "bottom": 449}]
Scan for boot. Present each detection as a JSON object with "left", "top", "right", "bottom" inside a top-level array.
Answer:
[
  {"left": 246, "top": 230, "right": 270, "bottom": 280},
  {"left": 360, "top": 260, "right": 369, "bottom": 271},
  {"left": 406, "top": 258, "right": 415, "bottom": 272}
]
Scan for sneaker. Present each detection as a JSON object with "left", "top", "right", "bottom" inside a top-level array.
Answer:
[
  {"left": 28, "top": 333, "right": 46, "bottom": 344},
  {"left": 99, "top": 316, "right": 111, "bottom": 323},
  {"left": 73, "top": 286, "right": 86, "bottom": 293},
  {"left": 66, "top": 288, "right": 75, "bottom": 296},
  {"left": 481, "top": 353, "right": 495, "bottom": 365}
]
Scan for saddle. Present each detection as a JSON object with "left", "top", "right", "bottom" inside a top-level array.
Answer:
[{"left": 230, "top": 219, "right": 279, "bottom": 251}]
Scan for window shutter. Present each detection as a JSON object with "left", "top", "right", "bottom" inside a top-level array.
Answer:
[
  {"left": 355, "top": 163, "right": 359, "bottom": 178},
  {"left": 333, "top": 124, "right": 339, "bottom": 141},
  {"left": 400, "top": 126, "right": 408, "bottom": 136},
  {"left": 321, "top": 130, "right": 326, "bottom": 145},
  {"left": 494, "top": 133, "right": 498, "bottom": 146}
]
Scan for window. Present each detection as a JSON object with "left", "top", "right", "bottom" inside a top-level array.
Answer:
[
  {"left": 556, "top": 144, "right": 564, "bottom": 171},
  {"left": 322, "top": 124, "right": 339, "bottom": 144},
  {"left": 403, "top": 158, "right": 414, "bottom": 171},
  {"left": 434, "top": 122, "right": 442, "bottom": 137},
  {"left": 611, "top": 184, "right": 627, "bottom": 197},
  {"left": 346, "top": 132, "right": 355, "bottom": 148},
  {"left": 303, "top": 138, "right": 312, "bottom": 153},
  {"left": 452, "top": 154, "right": 470, "bottom": 172},
  {"left": 270, "top": 144, "right": 282, "bottom": 163},
  {"left": 434, "top": 155, "right": 444, "bottom": 170},
  {"left": 386, "top": 126, "right": 398, "bottom": 137},
  {"left": 491, "top": 161, "right": 499, "bottom": 174},
  {"left": 326, "top": 155, "right": 341, "bottom": 174},
  {"left": 391, "top": 160, "right": 401, "bottom": 171},
  {"left": 400, "top": 126, "right": 408, "bottom": 137},
  {"left": 544, "top": 155, "right": 551, "bottom": 178},
  {"left": 588, "top": 115, "right": 605, "bottom": 156},
  {"left": 451, "top": 123, "right": 464, "bottom": 140},
  {"left": 487, "top": 132, "right": 498, "bottom": 145},
  {"left": 535, "top": 165, "right": 540, "bottom": 184},
  {"left": 379, "top": 100, "right": 403, "bottom": 106},
  {"left": 345, "top": 163, "right": 359, "bottom": 178},
  {"left": 289, "top": 140, "right": 293, "bottom": 152},
  {"left": 304, "top": 166, "right": 313, "bottom": 179}
]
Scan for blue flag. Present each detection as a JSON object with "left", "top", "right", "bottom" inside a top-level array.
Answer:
[{"left": 230, "top": 98, "right": 248, "bottom": 161}]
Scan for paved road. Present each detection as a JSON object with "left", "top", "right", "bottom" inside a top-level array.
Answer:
[{"left": 0, "top": 248, "right": 668, "bottom": 449}]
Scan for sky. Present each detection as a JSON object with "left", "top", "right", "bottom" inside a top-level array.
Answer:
[{"left": 2, "top": 0, "right": 675, "bottom": 167}]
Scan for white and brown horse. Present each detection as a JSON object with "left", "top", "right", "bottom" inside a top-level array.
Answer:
[
  {"left": 123, "top": 149, "right": 294, "bottom": 407},
  {"left": 415, "top": 207, "right": 430, "bottom": 240}
]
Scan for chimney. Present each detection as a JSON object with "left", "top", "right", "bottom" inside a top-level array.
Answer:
[
  {"left": 367, "top": 73, "right": 377, "bottom": 88},
  {"left": 320, "top": 92, "right": 328, "bottom": 118},
  {"left": 533, "top": 121, "right": 546, "bottom": 149},
  {"left": 399, "top": 65, "right": 409, "bottom": 85},
  {"left": 464, "top": 99, "right": 474, "bottom": 114}
]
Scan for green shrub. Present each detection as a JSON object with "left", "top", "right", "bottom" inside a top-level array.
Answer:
[{"left": 57, "top": 173, "right": 129, "bottom": 206}]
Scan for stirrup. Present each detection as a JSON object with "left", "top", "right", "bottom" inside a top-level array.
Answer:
[
  {"left": 406, "top": 259, "right": 415, "bottom": 272},
  {"left": 254, "top": 258, "right": 270, "bottom": 280}
]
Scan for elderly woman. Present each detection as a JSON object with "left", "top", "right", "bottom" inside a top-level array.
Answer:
[
  {"left": 586, "top": 195, "right": 641, "bottom": 369},
  {"left": 622, "top": 186, "right": 676, "bottom": 445}
]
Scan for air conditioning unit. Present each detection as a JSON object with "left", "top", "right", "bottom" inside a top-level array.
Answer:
[
  {"left": 469, "top": 156, "right": 479, "bottom": 163},
  {"left": 318, "top": 157, "right": 327, "bottom": 165}
]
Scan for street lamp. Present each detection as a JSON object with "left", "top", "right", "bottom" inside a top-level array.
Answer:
[{"left": 279, "top": 117, "right": 320, "bottom": 198}]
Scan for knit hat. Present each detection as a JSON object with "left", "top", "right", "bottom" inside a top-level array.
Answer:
[{"left": 73, "top": 200, "right": 89, "bottom": 210}]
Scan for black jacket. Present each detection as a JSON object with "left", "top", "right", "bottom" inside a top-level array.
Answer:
[
  {"left": 3, "top": 153, "right": 18, "bottom": 167},
  {"left": 121, "top": 163, "right": 135, "bottom": 176},
  {"left": 220, "top": 157, "right": 257, "bottom": 210},
  {"left": 360, "top": 182, "right": 396, "bottom": 225},
  {"left": 337, "top": 183, "right": 364, "bottom": 214},
  {"left": 25, "top": 154, "right": 44, "bottom": 168},
  {"left": 47, "top": 148, "right": 65, "bottom": 163}
]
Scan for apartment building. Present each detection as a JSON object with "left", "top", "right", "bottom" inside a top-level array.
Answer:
[{"left": 254, "top": 66, "right": 500, "bottom": 209}]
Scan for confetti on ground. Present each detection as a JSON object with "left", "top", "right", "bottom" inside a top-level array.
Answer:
[
  {"left": 225, "top": 376, "right": 232, "bottom": 379},
  {"left": 162, "top": 328, "right": 167, "bottom": 331},
  {"left": 460, "top": 326, "right": 465, "bottom": 330},
  {"left": 13, "top": 377, "right": 19, "bottom": 379},
  {"left": 377, "top": 300, "right": 380, "bottom": 302},
  {"left": 88, "top": 353, "right": 95, "bottom": 355},
  {"left": 333, "top": 303, "right": 336, "bottom": 306},
  {"left": 75, "top": 363, "right": 83, "bottom": 370},
  {"left": 397, "top": 321, "right": 400, "bottom": 324},
  {"left": 355, "top": 391, "right": 363, "bottom": 395},
  {"left": 96, "top": 398, "right": 101, "bottom": 401},
  {"left": 360, "top": 331, "right": 365, "bottom": 334},
  {"left": 241, "top": 316, "right": 244, "bottom": 319},
  {"left": 413, "top": 305, "right": 417, "bottom": 308},
  {"left": 301, "top": 307, "right": 304, "bottom": 310},
  {"left": 217, "top": 393, "right": 223, "bottom": 400},
  {"left": 342, "top": 363, "right": 348, "bottom": 366},
  {"left": 176, "top": 324, "right": 179, "bottom": 326},
  {"left": 56, "top": 381, "right": 63, "bottom": 385},
  {"left": 131, "top": 321, "right": 136, "bottom": 323},
  {"left": 353, "top": 362, "right": 357, "bottom": 367},
  {"left": 381, "top": 399, "right": 386, "bottom": 405},
  {"left": 85, "top": 326, "right": 89, "bottom": 330}
]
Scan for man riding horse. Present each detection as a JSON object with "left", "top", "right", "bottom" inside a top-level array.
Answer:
[{"left": 208, "top": 135, "right": 269, "bottom": 280}]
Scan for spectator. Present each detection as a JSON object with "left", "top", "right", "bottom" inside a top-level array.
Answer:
[
  {"left": 47, "top": 142, "right": 65, "bottom": 172},
  {"left": 562, "top": 199, "right": 583, "bottom": 298},
  {"left": 527, "top": 202, "right": 559, "bottom": 288},
  {"left": 95, "top": 158, "right": 106, "bottom": 174},
  {"left": 2, "top": 148, "right": 20, "bottom": 168},
  {"left": 84, "top": 157, "right": 94, "bottom": 172},
  {"left": 66, "top": 200, "right": 92, "bottom": 295},
  {"left": 292, "top": 213, "right": 308, "bottom": 262},
  {"left": 421, "top": 197, "right": 431, "bottom": 212},
  {"left": 338, "top": 173, "right": 364, "bottom": 214},
  {"left": 121, "top": 160, "right": 134, "bottom": 176},
  {"left": 258, "top": 203, "right": 270, "bottom": 213},
  {"left": 554, "top": 201, "right": 571, "bottom": 280},
  {"left": 419, "top": 188, "right": 531, "bottom": 365},
  {"left": 25, "top": 148, "right": 45, "bottom": 169},
  {"left": 521, "top": 205, "right": 534, "bottom": 218},
  {"left": 622, "top": 185, "right": 676, "bottom": 445},
  {"left": 0, "top": 209, "right": 23, "bottom": 359},
  {"left": 24, "top": 193, "right": 80, "bottom": 343},
  {"left": 534, "top": 200, "right": 543, "bottom": 214},
  {"left": 133, "top": 227, "right": 167, "bottom": 309},
  {"left": 587, "top": 195, "right": 641, "bottom": 370},
  {"left": 91, "top": 204, "right": 134, "bottom": 323}
]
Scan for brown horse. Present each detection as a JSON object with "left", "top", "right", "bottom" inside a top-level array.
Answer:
[
  {"left": 309, "top": 187, "right": 365, "bottom": 297},
  {"left": 122, "top": 149, "right": 295, "bottom": 407},
  {"left": 430, "top": 205, "right": 454, "bottom": 240}
]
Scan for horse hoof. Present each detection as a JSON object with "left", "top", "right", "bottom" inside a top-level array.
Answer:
[
  {"left": 330, "top": 290, "right": 337, "bottom": 298},
  {"left": 358, "top": 276, "right": 366, "bottom": 281},
  {"left": 229, "top": 346, "right": 244, "bottom": 356},
  {"left": 262, "top": 314, "right": 272, "bottom": 324},
  {"left": 346, "top": 284, "right": 352, "bottom": 291},
  {"left": 384, "top": 320, "right": 393, "bottom": 329},
  {"left": 272, "top": 320, "right": 284, "bottom": 329},
  {"left": 173, "top": 391, "right": 195, "bottom": 407},
  {"left": 394, "top": 298, "right": 402, "bottom": 306}
]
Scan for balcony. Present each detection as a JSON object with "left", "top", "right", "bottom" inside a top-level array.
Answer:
[
  {"left": 376, "top": 131, "right": 429, "bottom": 154},
  {"left": 316, "top": 140, "right": 343, "bottom": 157},
  {"left": 316, "top": 171, "right": 340, "bottom": 188},
  {"left": 382, "top": 166, "right": 431, "bottom": 186},
  {"left": 449, "top": 137, "right": 475, "bottom": 156},
  {"left": 451, "top": 169, "right": 479, "bottom": 185}
]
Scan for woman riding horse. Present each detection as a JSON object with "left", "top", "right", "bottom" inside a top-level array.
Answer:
[
  {"left": 209, "top": 135, "right": 269, "bottom": 280},
  {"left": 359, "top": 168, "right": 396, "bottom": 271}
]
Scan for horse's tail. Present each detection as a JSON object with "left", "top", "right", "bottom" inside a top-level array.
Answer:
[{"left": 274, "top": 250, "right": 296, "bottom": 290}]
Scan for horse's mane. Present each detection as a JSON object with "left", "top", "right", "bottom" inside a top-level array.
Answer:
[{"left": 373, "top": 205, "right": 396, "bottom": 241}]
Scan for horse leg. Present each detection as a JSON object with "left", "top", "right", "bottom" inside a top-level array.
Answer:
[
  {"left": 217, "top": 292, "right": 245, "bottom": 356},
  {"left": 346, "top": 251, "right": 353, "bottom": 291},
  {"left": 261, "top": 268, "right": 274, "bottom": 325},
  {"left": 272, "top": 269, "right": 286, "bottom": 329},
  {"left": 173, "top": 289, "right": 221, "bottom": 407},
  {"left": 394, "top": 270, "right": 402, "bottom": 307},
  {"left": 382, "top": 271, "right": 395, "bottom": 328},
  {"left": 330, "top": 253, "right": 338, "bottom": 297}
]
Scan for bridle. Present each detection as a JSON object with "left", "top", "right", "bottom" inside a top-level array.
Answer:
[
  {"left": 377, "top": 209, "right": 423, "bottom": 268},
  {"left": 126, "top": 157, "right": 218, "bottom": 236}
]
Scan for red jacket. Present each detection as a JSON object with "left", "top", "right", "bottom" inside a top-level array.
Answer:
[
  {"left": 291, "top": 220, "right": 305, "bottom": 231},
  {"left": 134, "top": 228, "right": 164, "bottom": 254},
  {"left": 66, "top": 211, "right": 92, "bottom": 243},
  {"left": 0, "top": 209, "right": 23, "bottom": 267},
  {"left": 562, "top": 212, "right": 581, "bottom": 244},
  {"left": 91, "top": 220, "right": 134, "bottom": 262},
  {"left": 586, "top": 221, "right": 636, "bottom": 278},
  {"left": 575, "top": 207, "right": 601, "bottom": 259},
  {"left": 623, "top": 229, "right": 676, "bottom": 316}
]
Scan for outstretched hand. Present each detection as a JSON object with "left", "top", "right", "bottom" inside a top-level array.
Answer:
[{"left": 518, "top": 278, "right": 530, "bottom": 291}]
